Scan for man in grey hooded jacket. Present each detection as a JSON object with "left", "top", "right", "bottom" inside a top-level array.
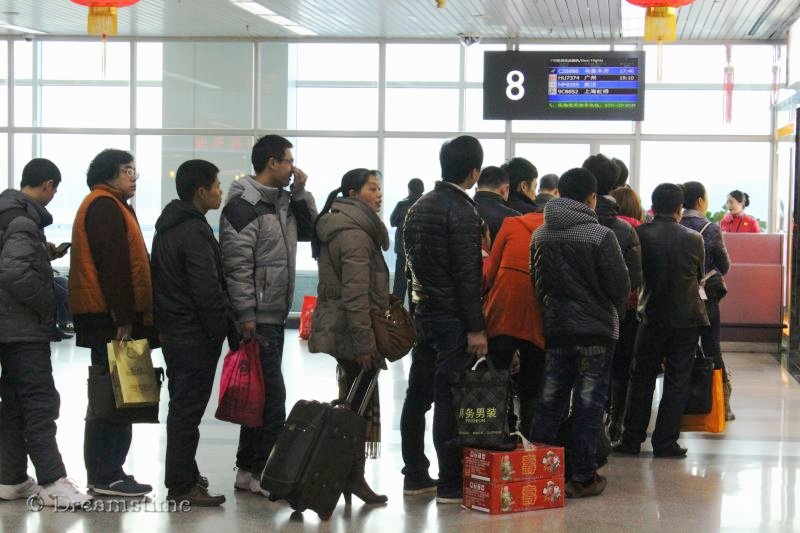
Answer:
[{"left": 220, "top": 134, "right": 317, "bottom": 494}]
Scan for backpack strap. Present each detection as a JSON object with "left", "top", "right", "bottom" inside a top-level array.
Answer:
[{"left": 700, "top": 222, "right": 712, "bottom": 235}]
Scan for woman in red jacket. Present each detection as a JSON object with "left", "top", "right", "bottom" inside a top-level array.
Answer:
[
  {"left": 721, "top": 190, "right": 761, "bottom": 233},
  {"left": 484, "top": 213, "right": 545, "bottom": 437}
]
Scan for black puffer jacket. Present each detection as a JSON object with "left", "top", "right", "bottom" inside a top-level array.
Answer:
[
  {"left": 151, "top": 200, "right": 234, "bottom": 345},
  {"left": 637, "top": 215, "right": 709, "bottom": 328},
  {"left": 531, "top": 198, "right": 630, "bottom": 348},
  {"left": 404, "top": 181, "right": 485, "bottom": 332},
  {"left": 0, "top": 189, "right": 56, "bottom": 343},
  {"left": 595, "top": 195, "right": 643, "bottom": 299},
  {"left": 508, "top": 191, "right": 542, "bottom": 214},
  {"left": 474, "top": 190, "right": 521, "bottom": 241}
]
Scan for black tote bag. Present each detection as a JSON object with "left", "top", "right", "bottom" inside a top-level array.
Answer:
[
  {"left": 684, "top": 346, "right": 714, "bottom": 415},
  {"left": 450, "top": 356, "right": 515, "bottom": 450},
  {"left": 86, "top": 365, "right": 164, "bottom": 424}
]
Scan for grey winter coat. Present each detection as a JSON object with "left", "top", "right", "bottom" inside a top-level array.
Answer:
[
  {"left": 220, "top": 176, "right": 317, "bottom": 325},
  {"left": 308, "top": 198, "right": 390, "bottom": 361},
  {"left": 0, "top": 189, "right": 56, "bottom": 342}
]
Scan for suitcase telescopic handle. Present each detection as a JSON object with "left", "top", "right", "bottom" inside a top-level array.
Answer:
[{"left": 343, "top": 369, "right": 381, "bottom": 417}]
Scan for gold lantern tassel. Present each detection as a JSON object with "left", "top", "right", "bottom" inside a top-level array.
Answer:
[
  {"left": 87, "top": 6, "right": 118, "bottom": 36},
  {"left": 644, "top": 7, "right": 678, "bottom": 82}
]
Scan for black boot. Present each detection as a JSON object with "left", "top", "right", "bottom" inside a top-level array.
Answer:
[{"left": 344, "top": 450, "right": 387, "bottom": 505}]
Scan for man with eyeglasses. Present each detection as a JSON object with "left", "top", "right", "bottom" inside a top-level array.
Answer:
[
  {"left": 220, "top": 134, "right": 317, "bottom": 495},
  {"left": 70, "top": 149, "right": 159, "bottom": 497}
]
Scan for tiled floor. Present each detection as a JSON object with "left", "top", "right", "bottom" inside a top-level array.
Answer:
[{"left": 1, "top": 334, "right": 798, "bottom": 532}]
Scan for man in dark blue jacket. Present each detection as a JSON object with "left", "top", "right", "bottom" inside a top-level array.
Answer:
[
  {"left": 151, "top": 159, "right": 238, "bottom": 506},
  {"left": 529, "top": 168, "right": 629, "bottom": 499},
  {"left": 403, "top": 135, "right": 487, "bottom": 503},
  {"left": 389, "top": 178, "right": 424, "bottom": 301}
]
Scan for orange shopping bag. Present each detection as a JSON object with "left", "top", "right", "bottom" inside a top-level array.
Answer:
[
  {"left": 681, "top": 369, "right": 726, "bottom": 433},
  {"left": 299, "top": 295, "right": 317, "bottom": 340}
]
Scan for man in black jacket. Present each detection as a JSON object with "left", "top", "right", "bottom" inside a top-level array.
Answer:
[
  {"left": 614, "top": 184, "right": 709, "bottom": 459},
  {"left": 473, "top": 166, "right": 520, "bottom": 242},
  {"left": 151, "top": 159, "right": 237, "bottom": 506},
  {"left": 502, "top": 157, "right": 541, "bottom": 214},
  {"left": 390, "top": 178, "right": 424, "bottom": 301},
  {"left": 529, "top": 168, "right": 629, "bottom": 499},
  {"left": 403, "top": 135, "right": 487, "bottom": 503}
]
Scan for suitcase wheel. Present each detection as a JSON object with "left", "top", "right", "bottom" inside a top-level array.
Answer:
[
  {"left": 318, "top": 512, "right": 332, "bottom": 521},
  {"left": 268, "top": 494, "right": 279, "bottom": 502}
]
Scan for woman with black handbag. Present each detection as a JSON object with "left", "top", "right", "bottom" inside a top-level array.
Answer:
[
  {"left": 308, "top": 168, "right": 391, "bottom": 505},
  {"left": 680, "top": 182, "right": 734, "bottom": 421}
]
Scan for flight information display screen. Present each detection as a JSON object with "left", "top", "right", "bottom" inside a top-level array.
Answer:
[{"left": 483, "top": 51, "right": 646, "bottom": 121}]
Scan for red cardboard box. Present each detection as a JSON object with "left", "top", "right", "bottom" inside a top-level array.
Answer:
[
  {"left": 462, "top": 477, "right": 565, "bottom": 514},
  {"left": 463, "top": 444, "right": 565, "bottom": 482}
]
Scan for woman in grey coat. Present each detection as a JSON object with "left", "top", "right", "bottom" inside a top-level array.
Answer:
[{"left": 309, "top": 168, "right": 390, "bottom": 505}]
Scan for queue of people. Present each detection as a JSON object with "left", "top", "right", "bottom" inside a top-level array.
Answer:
[{"left": 0, "top": 133, "right": 747, "bottom": 512}]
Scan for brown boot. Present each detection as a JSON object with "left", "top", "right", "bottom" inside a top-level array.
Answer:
[
  {"left": 723, "top": 372, "right": 735, "bottom": 421},
  {"left": 167, "top": 484, "right": 226, "bottom": 507},
  {"left": 344, "top": 450, "right": 387, "bottom": 505}
]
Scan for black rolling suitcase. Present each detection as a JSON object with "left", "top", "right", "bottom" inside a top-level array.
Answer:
[{"left": 260, "top": 369, "right": 379, "bottom": 520}]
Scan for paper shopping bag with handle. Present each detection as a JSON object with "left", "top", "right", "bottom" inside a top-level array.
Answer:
[{"left": 107, "top": 339, "right": 160, "bottom": 408}]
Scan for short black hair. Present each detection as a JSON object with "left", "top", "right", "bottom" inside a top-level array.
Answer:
[
  {"left": 502, "top": 157, "right": 538, "bottom": 193},
  {"left": 539, "top": 173, "right": 558, "bottom": 192},
  {"left": 87, "top": 149, "right": 134, "bottom": 188},
  {"left": 477, "top": 166, "right": 509, "bottom": 189},
  {"left": 682, "top": 181, "right": 706, "bottom": 210},
  {"left": 440, "top": 135, "right": 483, "bottom": 184},
  {"left": 652, "top": 183, "right": 684, "bottom": 215},
  {"left": 612, "top": 158, "right": 629, "bottom": 188},
  {"left": 558, "top": 168, "right": 597, "bottom": 203},
  {"left": 582, "top": 154, "right": 619, "bottom": 196},
  {"left": 252, "top": 134, "right": 293, "bottom": 174},
  {"left": 176, "top": 159, "right": 220, "bottom": 201},
  {"left": 21, "top": 158, "right": 61, "bottom": 188},
  {"left": 408, "top": 178, "right": 424, "bottom": 197}
]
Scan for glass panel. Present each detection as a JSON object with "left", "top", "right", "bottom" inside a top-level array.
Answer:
[
  {"left": 466, "top": 44, "right": 507, "bottom": 83},
  {"left": 513, "top": 119, "right": 633, "bottom": 134},
  {"left": 0, "top": 41, "right": 6, "bottom": 127},
  {"left": 776, "top": 141, "right": 793, "bottom": 233},
  {"left": 42, "top": 41, "right": 130, "bottom": 81},
  {"left": 597, "top": 144, "right": 632, "bottom": 168},
  {"left": 514, "top": 143, "right": 591, "bottom": 178},
  {"left": 466, "top": 88, "right": 505, "bottom": 133},
  {"left": 639, "top": 141, "right": 771, "bottom": 223},
  {"left": 136, "top": 42, "right": 254, "bottom": 129},
  {"left": 135, "top": 135, "right": 254, "bottom": 250},
  {"left": 295, "top": 88, "right": 378, "bottom": 131},
  {"left": 259, "top": 43, "right": 291, "bottom": 130},
  {"left": 295, "top": 43, "right": 378, "bottom": 81},
  {"left": 0, "top": 134, "right": 7, "bottom": 188},
  {"left": 13, "top": 134, "right": 131, "bottom": 270},
  {"left": 644, "top": 44, "right": 783, "bottom": 84},
  {"left": 41, "top": 86, "right": 130, "bottom": 128},
  {"left": 13, "top": 86, "right": 32, "bottom": 127},
  {"left": 479, "top": 139, "right": 507, "bottom": 171},
  {"left": 386, "top": 44, "right": 460, "bottom": 82},
  {"left": 137, "top": 42, "right": 164, "bottom": 82},
  {"left": 13, "top": 41, "right": 33, "bottom": 81},
  {"left": 385, "top": 88, "right": 459, "bottom": 132},
  {"left": 642, "top": 89, "right": 771, "bottom": 135}
]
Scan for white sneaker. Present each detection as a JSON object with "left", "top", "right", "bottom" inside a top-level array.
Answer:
[
  {"left": 0, "top": 476, "right": 38, "bottom": 500},
  {"left": 38, "top": 478, "right": 92, "bottom": 508},
  {"left": 249, "top": 476, "right": 269, "bottom": 497},
  {"left": 234, "top": 469, "right": 253, "bottom": 491}
]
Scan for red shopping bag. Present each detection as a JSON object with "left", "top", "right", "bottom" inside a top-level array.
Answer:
[
  {"left": 299, "top": 295, "right": 317, "bottom": 340},
  {"left": 215, "top": 339, "right": 265, "bottom": 427}
]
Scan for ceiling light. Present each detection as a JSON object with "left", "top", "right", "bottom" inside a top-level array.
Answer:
[
  {"left": 0, "top": 22, "right": 46, "bottom": 34},
  {"left": 284, "top": 25, "right": 317, "bottom": 36},
  {"left": 262, "top": 15, "right": 295, "bottom": 26},
  {"left": 620, "top": 0, "right": 645, "bottom": 37},
  {"left": 232, "top": 1, "right": 275, "bottom": 16}
]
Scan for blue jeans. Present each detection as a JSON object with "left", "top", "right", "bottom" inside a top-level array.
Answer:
[
  {"left": 236, "top": 324, "right": 286, "bottom": 475},
  {"left": 412, "top": 310, "right": 470, "bottom": 495},
  {"left": 530, "top": 345, "right": 613, "bottom": 484}
]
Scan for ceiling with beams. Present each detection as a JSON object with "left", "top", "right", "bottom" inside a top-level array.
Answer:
[{"left": 0, "top": 0, "right": 798, "bottom": 40}]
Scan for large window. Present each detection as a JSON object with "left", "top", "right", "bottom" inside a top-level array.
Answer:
[{"left": 0, "top": 39, "right": 781, "bottom": 278}]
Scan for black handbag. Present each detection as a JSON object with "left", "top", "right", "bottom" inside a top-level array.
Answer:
[
  {"left": 86, "top": 365, "right": 164, "bottom": 424},
  {"left": 684, "top": 345, "right": 714, "bottom": 415},
  {"left": 450, "top": 356, "right": 515, "bottom": 450}
]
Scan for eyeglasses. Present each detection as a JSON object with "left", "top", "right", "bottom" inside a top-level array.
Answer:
[
  {"left": 121, "top": 167, "right": 140, "bottom": 179},
  {"left": 274, "top": 157, "right": 294, "bottom": 165}
]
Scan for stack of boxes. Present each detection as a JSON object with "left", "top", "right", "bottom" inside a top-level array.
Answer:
[{"left": 462, "top": 443, "right": 566, "bottom": 514}]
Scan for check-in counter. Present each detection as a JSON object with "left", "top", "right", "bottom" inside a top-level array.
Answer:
[{"left": 719, "top": 233, "right": 785, "bottom": 342}]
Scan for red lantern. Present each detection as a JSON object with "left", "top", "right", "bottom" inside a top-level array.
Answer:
[
  {"left": 70, "top": 0, "right": 140, "bottom": 36},
  {"left": 625, "top": 0, "right": 696, "bottom": 43}
]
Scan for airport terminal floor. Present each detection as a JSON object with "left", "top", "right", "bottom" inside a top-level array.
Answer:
[{"left": 0, "top": 334, "right": 797, "bottom": 532}]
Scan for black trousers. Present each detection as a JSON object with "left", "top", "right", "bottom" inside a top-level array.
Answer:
[
  {"left": 622, "top": 325, "right": 698, "bottom": 451},
  {"left": 236, "top": 324, "right": 286, "bottom": 476},
  {"left": 609, "top": 311, "right": 640, "bottom": 423},
  {"left": 0, "top": 342, "right": 66, "bottom": 486},
  {"left": 85, "top": 341, "right": 133, "bottom": 485},
  {"left": 392, "top": 253, "right": 408, "bottom": 303},
  {"left": 488, "top": 335, "right": 546, "bottom": 433},
  {"left": 400, "top": 341, "right": 435, "bottom": 482},
  {"left": 701, "top": 299, "right": 726, "bottom": 373},
  {"left": 163, "top": 338, "right": 222, "bottom": 494}
]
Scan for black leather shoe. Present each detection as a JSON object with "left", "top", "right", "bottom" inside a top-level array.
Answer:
[
  {"left": 653, "top": 443, "right": 687, "bottom": 458},
  {"left": 612, "top": 441, "right": 641, "bottom": 455}
]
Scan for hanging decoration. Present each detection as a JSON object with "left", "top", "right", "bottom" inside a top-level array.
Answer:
[
  {"left": 625, "top": 1, "right": 696, "bottom": 80},
  {"left": 69, "top": 0, "right": 140, "bottom": 77},
  {"left": 771, "top": 45, "right": 782, "bottom": 107},
  {"left": 723, "top": 44, "right": 734, "bottom": 124}
]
